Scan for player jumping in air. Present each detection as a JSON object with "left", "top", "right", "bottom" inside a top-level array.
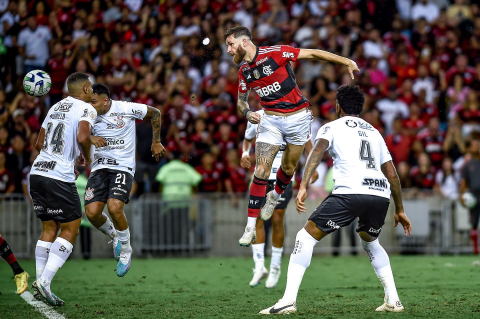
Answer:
[
  {"left": 0, "top": 234, "right": 29, "bottom": 294},
  {"left": 224, "top": 26, "right": 360, "bottom": 247},
  {"left": 86, "top": 83, "right": 165, "bottom": 277},
  {"left": 30, "top": 72, "right": 98, "bottom": 306},
  {"left": 242, "top": 110, "right": 318, "bottom": 288},
  {"left": 260, "top": 85, "right": 412, "bottom": 315}
]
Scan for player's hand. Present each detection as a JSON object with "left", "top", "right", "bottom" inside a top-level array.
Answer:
[
  {"left": 310, "top": 170, "right": 319, "bottom": 184},
  {"left": 346, "top": 59, "right": 360, "bottom": 79},
  {"left": 246, "top": 111, "right": 261, "bottom": 124},
  {"left": 394, "top": 210, "right": 412, "bottom": 237},
  {"left": 74, "top": 170, "right": 80, "bottom": 180},
  {"left": 295, "top": 186, "right": 308, "bottom": 214},
  {"left": 91, "top": 136, "right": 107, "bottom": 148},
  {"left": 240, "top": 155, "right": 251, "bottom": 169},
  {"left": 151, "top": 142, "right": 166, "bottom": 161}
]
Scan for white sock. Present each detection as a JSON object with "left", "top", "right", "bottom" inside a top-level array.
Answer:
[
  {"left": 247, "top": 216, "right": 256, "bottom": 229},
  {"left": 39, "top": 237, "right": 73, "bottom": 290},
  {"left": 35, "top": 240, "right": 52, "bottom": 280},
  {"left": 252, "top": 243, "right": 265, "bottom": 271},
  {"left": 361, "top": 239, "right": 400, "bottom": 305},
  {"left": 116, "top": 228, "right": 131, "bottom": 249},
  {"left": 98, "top": 214, "right": 116, "bottom": 239},
  {"left": 282, "top": 228, "right": 318, "bottom": 302},
  {"left": 272, "top": 189, "right": 281, "bottom": 199},
  {"left": 271, "top": 246, "right": 283, "bottom": 269}
]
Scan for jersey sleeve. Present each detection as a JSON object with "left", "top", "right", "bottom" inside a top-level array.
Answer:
[
  {"left": 127, "top": 102, "right": 148, "bottom": 120},
  {"left": 315, "top": 124, "right": 333, "bottom": 149},
  {"left": 244, "top": 121, "right": 257, "bottom": 140},
  {"left": 79, "top": 104, "right": 97, "bottom": 127},
  {"left": 276, "top": 45, "right": 300, "bottom": 64},
  {"left": 378, "top": 135, "right": 393, "bottom": 165},
  {"left": 238, "top": 67, "right": 250, "bottom": 95}
]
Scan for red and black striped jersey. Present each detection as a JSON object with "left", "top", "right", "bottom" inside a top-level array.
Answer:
[{"left": 238, "top": 45, "right": 310, "bottom": 114}]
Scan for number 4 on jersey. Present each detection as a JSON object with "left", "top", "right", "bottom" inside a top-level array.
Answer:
[{"left": 360, "top": 140, "right": 376, "bottom": 170}]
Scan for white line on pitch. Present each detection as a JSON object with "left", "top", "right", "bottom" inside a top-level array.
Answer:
[{"left": 20, "top": 291, "right": 66, "bottom": 319}]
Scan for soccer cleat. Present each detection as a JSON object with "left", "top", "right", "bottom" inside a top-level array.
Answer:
[
  {"left": 375, "top": 300, "right": 404, "bottom": 312},
  {"left": 260, "top": 191, "right": 279, "bottom": 221},
  {"left": 259, "top": 299, "right": 297, "bottom": 315},
  {"left": 117, "top": 246, "right": 132, "bottom": 277},
  {"left": 32, "top": 280, "right": 65, "bottom": 307},
  {"left": 265, "top": 267, "right": 281, "bottom": 289},
  {"left": 249, "top": 267, "right": 268, "bottom": 287},
  {"left": 238, "top": 227, "right": 256, "bottom": 247},
  {"left": 110, "top": 237, "right": 121, "bottom": 261},
  {"left": 14, "top": 271, "right": 29, "bottom": 295}
]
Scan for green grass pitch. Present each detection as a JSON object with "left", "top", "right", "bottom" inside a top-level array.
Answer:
[{"left": 1, "top": 256, "right": 480, "bottom": 318}]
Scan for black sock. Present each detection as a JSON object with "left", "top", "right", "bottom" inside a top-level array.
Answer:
[{"left": 0, "top": 236, "right": 24, "bottom": 275}]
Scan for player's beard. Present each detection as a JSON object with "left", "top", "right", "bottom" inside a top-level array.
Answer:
[{"left": 233, "top": 45, "right": 247, "bottom": 64}]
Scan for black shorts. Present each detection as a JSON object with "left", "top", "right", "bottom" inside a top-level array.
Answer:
[
  {"left": 261, "top": 181, "right": 293, "bottom": 210},
  {"left": 308, "top": 194, "right": 390, "bottom": 237},
  {"left": 30, "top": 175, "right": 82, "bottom": 223},
  {"left": 85, "top": 169, "right": 133, "bottom": 205}
]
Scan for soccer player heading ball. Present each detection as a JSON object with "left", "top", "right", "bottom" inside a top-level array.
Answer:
[
  {"left": 260, "top": 85, "right": 413, "bottom": 315},
  {"left": 224, "top": 26, "right": 360, "bottom": 247}
]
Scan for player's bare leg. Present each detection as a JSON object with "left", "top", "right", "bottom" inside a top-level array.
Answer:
[
  {"left": 358, "top": 231, "right": 404, "bottom": 312},
  {"left": 85, "top": 201, "right": 120, "bottom": 260},
  {"left": 107, "top": 198, "right": 132, "bottom": 277},
  {"left": 261, "top": 143, "right": 305, "bottom": 221},
  {"left": 34, "top": 219, "right": 81, "bottom": 307},
  {"left": 240, "top": 142, "right": 280, "bottom": 247}
]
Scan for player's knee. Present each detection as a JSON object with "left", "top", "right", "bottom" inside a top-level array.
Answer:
[
  {"left": 108, "top": 205, "right": 124, "bottom": 219},
  {"left": 271, "top": 212, "right": 284, "bottom": 229},
  {"left": 85, "top": 206, "right": 101, "bottom": 221},
  {"left": 280, "top": 164, "right": 295, "bottom": 176},
  {"left": 254, "top": 166, "right": 269, "bottom": 179}
]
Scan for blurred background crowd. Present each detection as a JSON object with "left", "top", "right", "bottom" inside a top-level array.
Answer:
[{"left": 0, "top": 0, "right": 479, "bottom": 201}]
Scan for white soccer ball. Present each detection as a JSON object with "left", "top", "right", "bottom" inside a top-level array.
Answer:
[
  {"left": 23, "top": 70, "right": 51, "bottom": 97},
  {"left": 462, "top": 192, "right": 477, "bottom": 208}
]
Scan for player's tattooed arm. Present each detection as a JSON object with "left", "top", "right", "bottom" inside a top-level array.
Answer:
[
  {"left": 145, "top": 106, "right": 165, "bottom": 160},
  {"left": 300, "top": 138, "right": 329, "bottom": 190},
  {"left": 238, "top": 90, "right": 260, "bottom": 124},
  {"left": 255, "top": 142, "right": 280, "bottom": 179},
  {"left": 381, "top": 161, "right": 412, "bottom": 236},
  {"left": 297, "top": 49, "right": 360, "bottom": 79},
  {"left": 297, "top": 138, "right": 329, "bottom": 213}
]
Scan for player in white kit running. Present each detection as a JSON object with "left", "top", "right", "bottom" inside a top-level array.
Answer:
[
  {"left": 260, "top": 85, "right": 412, "bottom": 315},
  {"left": 242, "top": 109, "right": 318, "bottom": 288},
  {"left": 30, "top": 72, "right": 98, "bottom": 306},
  {"left": 85, "top": 84, "right": 165, "bottom": 277}
]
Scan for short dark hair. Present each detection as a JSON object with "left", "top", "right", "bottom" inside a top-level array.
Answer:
[
  {"left": 67, "top": 72, "right": 90, "bottom": 87},
  {"left": 92, "top": 83, "right": 110, "bottom": 98},
  {"left": 224, "top": 27, "right": 252, "bottom": 41},
  {"left": 336, "top": 84, "right": 365, "bottom": 115}
]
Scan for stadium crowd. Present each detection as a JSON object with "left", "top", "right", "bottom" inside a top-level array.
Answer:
[{"left": 0, "top": 0, "right": 479, "bottom": 199}]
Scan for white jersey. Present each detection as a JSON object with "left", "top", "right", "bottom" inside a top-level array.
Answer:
[
  {"left": 245, "top": 110, "right": 286, "bottom": 180},
  {"left": 91, "top": 100, "right": 147, "bottom": 176},
  {"left": 315, "top": 116, "right": 392, "bottom": 199},
  {"left": 31, "top": 97, "right": 97, "bottom": 183}
]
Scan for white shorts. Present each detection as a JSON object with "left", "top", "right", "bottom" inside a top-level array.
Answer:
[{"left": 256, "top": 109, "right": 313, "bottom": 146}]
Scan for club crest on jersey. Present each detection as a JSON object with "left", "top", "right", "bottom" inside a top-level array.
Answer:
[
  {"left": 253, "top": 70, "right": 260, "bottom": 79},
  {"left": 90, "top": 111, "right": 95, "bottom": 119},
  {"left": 85, "top": 188, "right": 94, "bottom": 201},
  {"left": 262, "top": 64, "right": 273, "bottom": 76},
  {"left": 345, "top": 119, "right": 357, "bottom": 128},
  {"left": 114, "top": 116, "right": 126, "bottom": 128}
]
